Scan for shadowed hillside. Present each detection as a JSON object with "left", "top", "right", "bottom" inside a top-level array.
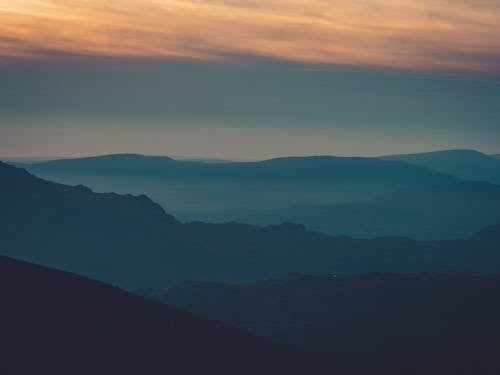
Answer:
[
  {"left": 139, "top": 272, "right": 500, "bottom": 375},
  {"left": 0, "top": 255, "right": 344, "bottom": 375}
]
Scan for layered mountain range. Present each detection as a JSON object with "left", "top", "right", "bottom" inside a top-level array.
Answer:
[
  {"left": 2, "top": 161, "right": 500, "bottom": 289},
  {"left": 2, "top": 154, "right": 500, "bottom": 374},
  {"left": 13, "top": 149, "right": 500, "bottom": 239}
]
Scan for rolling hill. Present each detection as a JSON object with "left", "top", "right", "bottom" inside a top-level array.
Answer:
[
  {"left": 139, "top": 272, "right": 500, "bottom": 374},
  {"left": 0, "top": 255, "right": 342, "bottom": 375},
  {"left": 381, "top": 149, "right": 500, "bottom": 183},
  {"left": 21, "top": 153, "right": 456, "bottom": 184},
  {"left": 15, "top": 153, "right": 458, "bottom": 220}
]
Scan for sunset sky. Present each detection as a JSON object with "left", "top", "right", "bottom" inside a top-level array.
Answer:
[{"left": 1, "top": 0, "right": 499, "bottom": 158}]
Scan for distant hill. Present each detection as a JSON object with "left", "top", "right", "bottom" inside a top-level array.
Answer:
[
  {"left": 2, "top": 162, "right": 500, "bottom": 289},
  {"left": 22, "top": 153, "right": 456, "bottom": 184},
  {"left": 0, "top": 255, "right": 341, "bottom": 375},
  {"left": 139, "top": 272, "right": 500, "bottom": 374},
  {"left": 235, "top": 181, "right": 500, "bottom": 239},
  {"left": 381, "top": 149, "right": 500, "bottom": 183},
  {"left": 15, "top": 153, "right": 458, "bottom": 220}
]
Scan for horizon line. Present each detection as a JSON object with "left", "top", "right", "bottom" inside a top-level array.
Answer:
[{"left": 2, "top": 148, "right": 499, "bottom": 164}]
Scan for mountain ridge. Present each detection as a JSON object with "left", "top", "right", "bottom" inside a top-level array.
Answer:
[
  {"left": 380, "top": 149, "right": 500, "bottom": 183},
  {"left": 235, "top": 180, "right": 500, "bottom": 239},
  {"left": 0, "top": 255, "right": 343, "bottom": 375},
  {"left": 138, "top": 271, "right": 500, "bottom": 374},
  {"left": 2, "top": 161, "right": 500, "bottom": 289},
  {"left": 10, "top": 152, "right": 460, "bottom": 222},
  {"left": 17, "top": 152, "right": 458, "bottom": 183}
]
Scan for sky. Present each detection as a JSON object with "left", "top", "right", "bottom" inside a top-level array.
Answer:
[{"left": 1, "top": 0, "right": 500, "bottom": 158}]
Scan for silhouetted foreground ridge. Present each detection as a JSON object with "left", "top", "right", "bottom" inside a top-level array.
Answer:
[
  {"left": 0, "top": 255, "right": 343, "bottom": 375},
  {"left": 140, "top": 272, "right": 500, "bottom": 374}
]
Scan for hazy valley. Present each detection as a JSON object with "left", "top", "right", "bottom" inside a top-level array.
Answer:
[{"left": 15, "top": 149, "right": 500, "bottom": 240}]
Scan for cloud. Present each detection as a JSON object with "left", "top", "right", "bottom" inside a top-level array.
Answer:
[{"left": 0, "top": 0, "right": 499, "bottom": 71}]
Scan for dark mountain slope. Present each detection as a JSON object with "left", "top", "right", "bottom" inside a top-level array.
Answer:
[
  {"left": 2, "top": 162, "right": 500, "bottom": 289},
  {"left": 381, "top": 149, "right": 500, "bottom": 183},
  {"left": 16, "top": 153, "right": 458, "bottom": 220},
  {"left": 0, "top": 255, "right": 342, "bottom": 375},
  {"left": 0, "top": 160, "right": 176, "bottom": 224},
  {"left": 0, "top": 161, "right": 187, "bottom": 287},
  {"left": 236, "top": 181, "right": 500, "bottom": 239},
  {"left": 139, "top": 272, "right": 500, "bottom": 375}
]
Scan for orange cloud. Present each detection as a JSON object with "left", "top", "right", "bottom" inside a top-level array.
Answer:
[{"left": 1, "top": 0, "right": 499, "bottom": 71}]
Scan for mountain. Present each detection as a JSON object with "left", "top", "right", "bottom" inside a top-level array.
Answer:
[
  {"left": 381, "top": 149, "right": 500, "bottom": 183},
  {"left": 2, "top": 162, "right": 500, "bottom": 289},
  {"left": 234, "top": 181, "right": 500, "bottom": 239},
  {"left": 21, "top": 153, "right": 456, "bottom": 184},
  {"left": 138, "top": 272, "right": 500, "bottom": 374},
  {"left": 15, "top": 153, "right": 457, "bottom": 220},
  {"left": 0, "top": 255, "right": 342, "bottom": 375}
]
